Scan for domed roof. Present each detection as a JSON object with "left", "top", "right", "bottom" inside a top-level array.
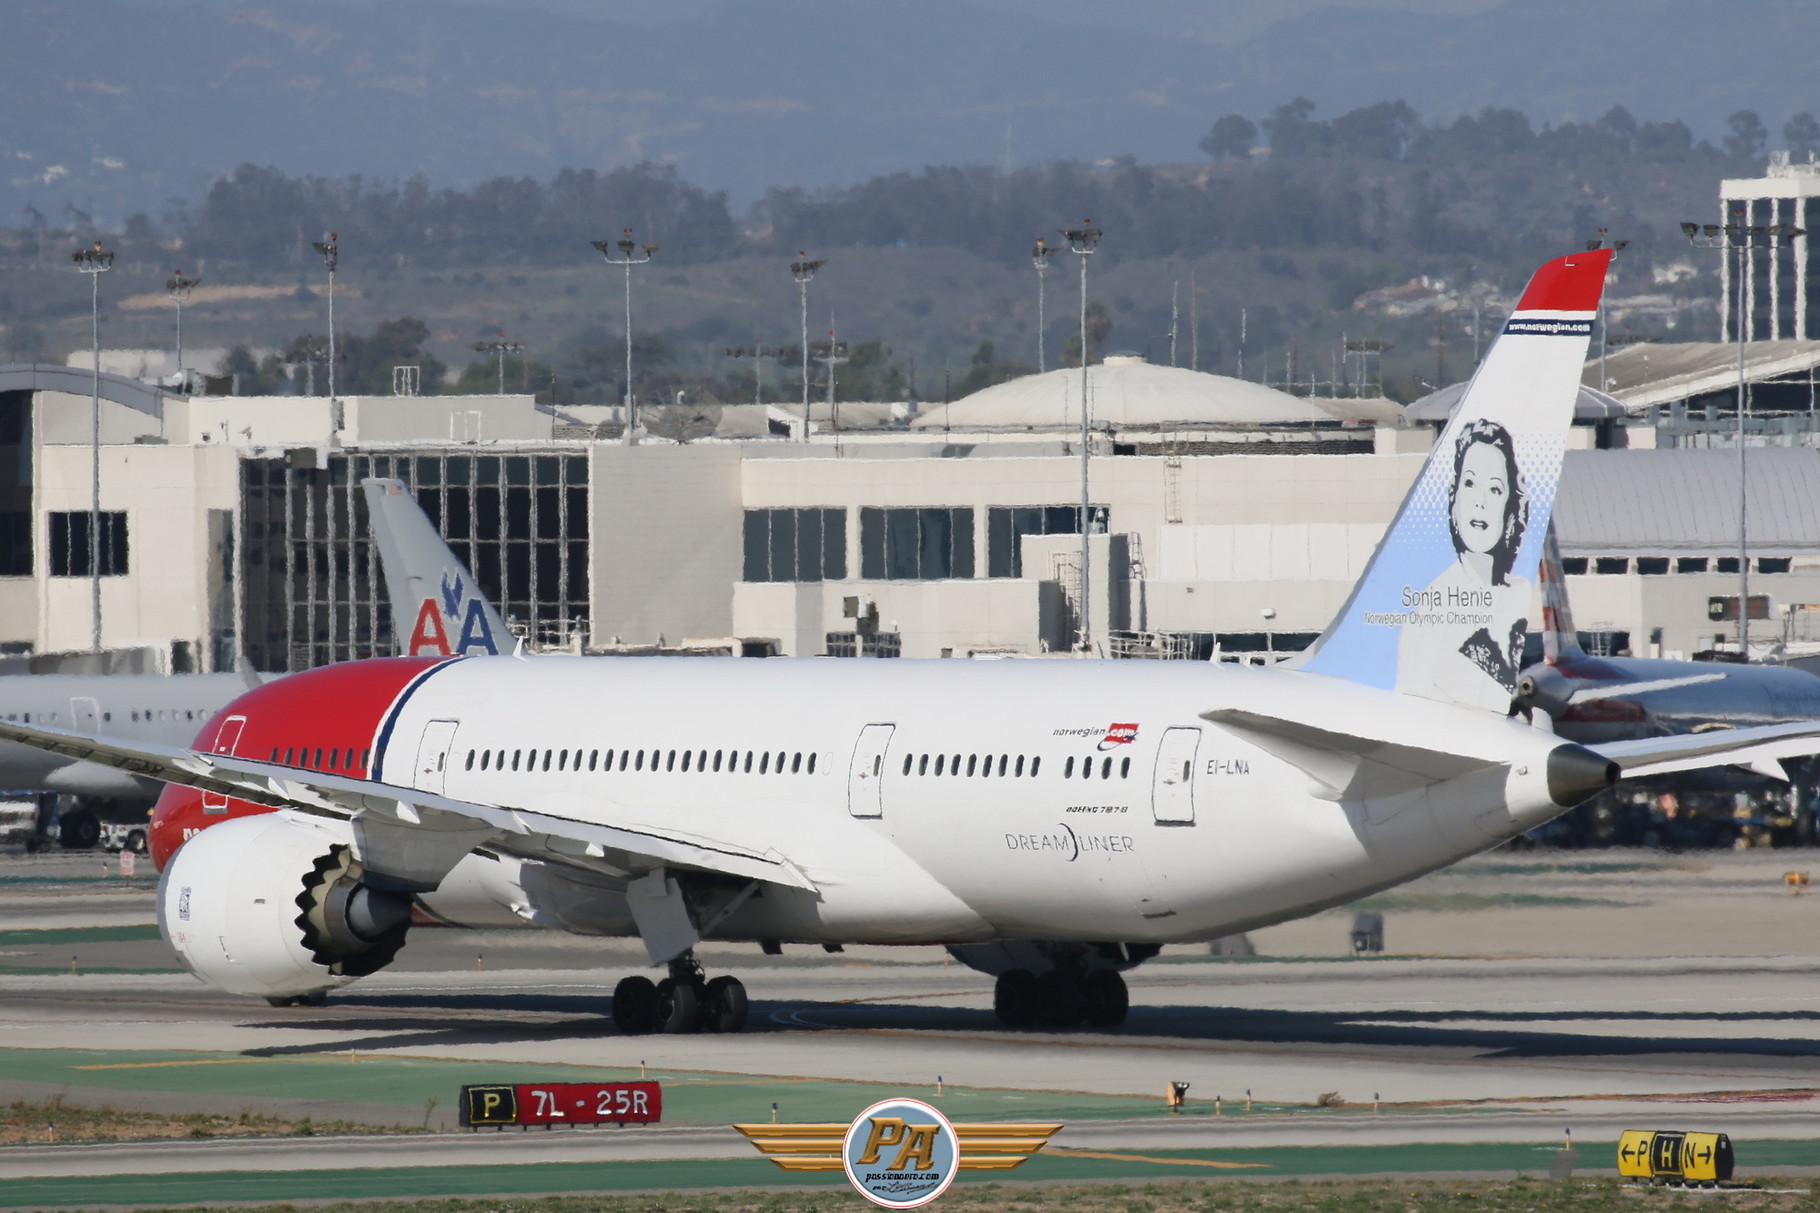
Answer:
[
  {"left": 911, "top": 355, "right": 1335, "bottom": 431},
  {"left": 1403, "top": 381, "right": 1627, "bottom": 423}
]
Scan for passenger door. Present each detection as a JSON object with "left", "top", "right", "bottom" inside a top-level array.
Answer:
[
  {"left": 847, "top": 723, "right": 896, "bottom": 819},
  {"left": 69, "top": 697, "right": 100, "bottom": 735},
  {"left": 414, "top": 720, "right": 461, "bottom": 796},
  {"left": 202, "top": 716, "right": 246, "bottom": 814},
  {"left": 1151, "top": 727, "right": 1201, "bottom": 825}
]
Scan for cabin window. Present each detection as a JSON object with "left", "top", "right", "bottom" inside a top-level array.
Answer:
[
  {"left": 1101, "top": 756, "right": 1112, "bottom": 780},
  {"left": 311, "top": 748, "right": 321, "bottom": 768},
  {"left": 1030, "top": 756, "right": 1041, "bottom": 776},
  {"left": 791, "top": 752, "right": 802, "bottom": 774},
  {"left": 463, "top": 750, "right": 473, "bottom": 771},
  {"left": 1120, "top": 756, "right": 1131, "bottom": 779},
  {"left": 666, "top": 749, "right": 677, "bottom": 771},
  {"left": 759, "top": 752, "right": 770, "bottom": 774},
  {"left": 996, "top": 755, "right": 1008, "bottom": 777},
  {"left": 1014, "top": 755, "right": 1025, "bottom": 777},
  {"left": 743, "top": 751, "right": 754, "bottom": 773},
  {"left": 479, "top": 750, "right": 490, "bottom": 771},
  {"left": 269, "top": 747, "right": 279, "bottom": 762},
  {"left": 361, "top": 748, "right": 370, "bottom": 769},
  {"left": 541, "top": 750, "right": 551, "bottom": 772},
  {"left": 284, "top": 747, "right": 295, "bottom": 765},
  {"left": 918, "top": 754, "right": 929, "bottom": 776},
  {"left": 698, "top": 749, "right": 708, "bottom": 772},
  {"left": 635, "top": 750, "right": 645, "bottom": 771},
  {"left": 934, "top": 754, "right": 945, "bottom": 776},
  {"left": 1063, "top": 756, "right": 1073, "bottom": 778},
  {"left": 808, "top": 753, "right": 818, "bottom": 774},
  {"left": 511, "top": 750, "right": 521, "bottom": 771},
  {"left": 681, "top": 750, "right": 693, "bottom": 773},
  {"left": 776, "top": 750, "right": 787, "bottom": 773},
  {"left": 714, "top": 750, "right": 725, "bottom": 772},
  {"left": 965, "top": 754, "right": 977, "bottom": 776},
  {"left": 619, "top": 749, "right": 630, "bottom": 771},
  {"left": 902, "top": 754, "right": 913, "bottom": 776}
]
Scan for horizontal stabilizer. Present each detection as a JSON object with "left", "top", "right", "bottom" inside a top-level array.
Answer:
[
  {"left": 1201, "top": 707, "right": 1496, "bottom": 800},
  {"left": 1596, "top": 721, "right": 1820, "bottom": 780}
]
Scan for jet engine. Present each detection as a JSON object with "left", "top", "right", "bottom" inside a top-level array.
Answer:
[
  {"left": 1515, "top": 665, "right": 1575, "bottom": 720},
  {"left": 156, "top": 810, "right": 415, "bottom": 1002}
]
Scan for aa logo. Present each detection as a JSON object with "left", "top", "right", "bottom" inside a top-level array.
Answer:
[
  {"left": 841, "top": 1098, "right": 959, "bottom": 1208},
  {"left": 406, "top": 570, "right": 498, "bottom": 656}
]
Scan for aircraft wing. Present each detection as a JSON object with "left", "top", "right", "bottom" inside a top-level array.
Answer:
[
  {"left": 1595, "top": 721, "right": 1820, "bottom": 779},
  {"left": 0, "top": 717, "right": 815, "bottom": 891}
]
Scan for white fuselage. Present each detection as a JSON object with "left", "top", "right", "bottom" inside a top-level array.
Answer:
[{"left": 389, "top": 656, "right": 1570, "bottom": 946}]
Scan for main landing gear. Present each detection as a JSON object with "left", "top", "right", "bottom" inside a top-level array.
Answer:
[
  {"left": 993, "top": 967, "right": 1128, "bottom": 1028},
  {"left": 612, "top": 951, "right": 747, "bottom": 1035}
]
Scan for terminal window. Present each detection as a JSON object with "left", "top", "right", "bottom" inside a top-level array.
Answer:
[
  {"left": 743, "top": 508, "right": 846, "bottom": 582},
  {"left": 49, "top": 511, "right": 128, "bottom": 577},
  {"left": 986, "top": 505, "right": 1107, "bottom": 578},
  {"left": 859, "top": 507, "right": 973, "bottom": 580}
]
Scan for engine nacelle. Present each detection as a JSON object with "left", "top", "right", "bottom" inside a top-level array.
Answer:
[
  {"left": 157, "top": 811, "right": 415, "bottom": 1000},
  {"left": 1515, "top": 664, "right": 1576, "bottom": 719}
]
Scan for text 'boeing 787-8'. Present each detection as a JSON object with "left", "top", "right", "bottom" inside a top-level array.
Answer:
[{"left": 10, "top": 248, "right": 1820, "bottom": 1036}]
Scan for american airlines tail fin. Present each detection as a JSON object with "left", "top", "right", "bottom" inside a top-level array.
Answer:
[
  {"left": 1538, "top": 524, "right": 1584, "bottom": 664},
  {"left": 361, "top": 478, "right": 511, "bottom": 657},
  {"left": 1293, "top": 249, "right": 1610, "bottom": 713}
]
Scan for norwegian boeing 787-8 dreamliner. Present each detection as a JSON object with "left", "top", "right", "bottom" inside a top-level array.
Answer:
[{"left": 9, "top": 249, "right": 1820, "bottom": 1036}]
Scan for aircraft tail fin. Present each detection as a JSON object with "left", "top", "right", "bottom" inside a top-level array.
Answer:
[
  {"left": 1538, "top": 524, "right": 1584, "bottom": 663},
  {"left": 361, "top": 478, "right": 512, "bottom": 657},
  {"left": 1292, "top": 249, "right": 1610, "bottom": 712}
]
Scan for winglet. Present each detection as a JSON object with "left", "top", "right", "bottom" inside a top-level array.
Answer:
[{"left": 1293, "top": 249, "right": 1610, "bottom": 713}]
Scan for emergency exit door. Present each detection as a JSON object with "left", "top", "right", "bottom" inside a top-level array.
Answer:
[
  {"left": 1151, "top": 727, "right": 1201, "bottom": 825},
  {"left": 847, "top": 724, "right": 896, "bottom": 818}
]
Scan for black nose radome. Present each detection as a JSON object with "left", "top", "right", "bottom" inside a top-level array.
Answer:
[{"left": 1547, "top": 743, "right": 1619, "bottom": 807}]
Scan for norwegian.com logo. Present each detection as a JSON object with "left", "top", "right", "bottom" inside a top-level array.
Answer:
[{"left": 1097, "top": 723, "right": 1139, "bottom": 751}]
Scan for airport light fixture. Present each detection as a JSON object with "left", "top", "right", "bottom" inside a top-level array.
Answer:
[
  {"left": 1061, "top": 220, "right": 1102, "bottom": 653},
  {"left": 1031, "top": 237, "right": 1058, "bottom": 372},
  {"left": 165, "top": 270, "right": 200, "bottom": 393},
  {"left": 790, "top": 254, "right": 825, "bottom": 442},
  {"left": 472, "top": 334, "right": 525, "bottom": 396},
  {"left": 813, "top": 334, "right": 850, "bottom": 454},
  {"left": 1584, "top": 229, "right": 1629, "bottom": 393},
  {"left": 592, "top": 229, "right": 658, "bottom": 443},
  {"left": 309, "top": 233, "right": 339, "bottom": 405},
  {"left": 72, "top": 241, "right": 114, "bottom": 652},
  {"left": 1681, "top": 212, "right": 1803, "bottom": 658}
]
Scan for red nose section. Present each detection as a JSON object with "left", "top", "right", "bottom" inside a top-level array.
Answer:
[{"left": 148, "top": 656, "right": 453, "bottom": 872}]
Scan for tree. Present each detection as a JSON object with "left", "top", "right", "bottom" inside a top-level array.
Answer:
[
  {"left": 1262, "top": 98, "right": 1324, "bottom": 158},
  {"left": 1786, "top": 112, "right": 1820, "bottom": 159},
  {"left": 949, "top": 340, "right": 1034, "bottom": 397},
  {"left": 1328, "top": 100, "right": 1421, "bottom": 160},
  {"left": 1060, "top": 303, "right": 1113, "bottom": 368},
  {"left": 335, "top": 318, "right": 447, "bottom": 396},
  {"left": 453, "top": 354, "right": 554, "bottom": 395},
  {"left": 1725, "top": 110, "right": 1768, "bottom": 160},
  {"left": 1199, "top": 114, "right": 1257, "bottom": 161}
]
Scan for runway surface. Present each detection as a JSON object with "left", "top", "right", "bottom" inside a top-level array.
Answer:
[{"left": 4, "top": 846, "right": 1820, "bottom": 1202}]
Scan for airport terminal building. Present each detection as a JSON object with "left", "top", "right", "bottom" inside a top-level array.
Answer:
[{"left": 2, "top": 354, "right": 1818, "bottom": 674}]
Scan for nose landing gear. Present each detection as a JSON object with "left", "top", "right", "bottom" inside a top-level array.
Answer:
[{"left": 612, "top": 951, "right": 747, "bottom": 1035}]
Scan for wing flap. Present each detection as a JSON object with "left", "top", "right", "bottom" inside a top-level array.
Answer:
[{"left": 1596, "top": 721, "right": 1820, "bottom": 780}]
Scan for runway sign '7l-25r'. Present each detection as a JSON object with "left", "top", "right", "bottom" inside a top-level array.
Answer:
[{"left": 461, "top": 1082, "right": 661, "bottom": 1127}]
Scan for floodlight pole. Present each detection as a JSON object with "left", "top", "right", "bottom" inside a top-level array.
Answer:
[
  {"left": 592, "top": 230, "right": 657, "bottom": 443},
  {"left": 815, "top": 332, "right": 850, "bottom": 456},
  {"left": 1031, "top": 237, "right": 1057, "bottom": 372},
  {"left": 310, "top": 234, "right": 338, "bottom": 405},
  {"left": 165, "top": 270, "right": 199, "bottom": 393},
  {"left": 791, "top": 254, "right": 825, "bottom": 442},
  {"left": 1683, "top": 213, "right": 1802, "bottom": 658},
  {"left": 1062, "top": 220, "right": 1102, "bottom": 654},
  {"left": 473, "top": 336, "right": 525, "bottom": 395},
  {"left": 73, "top": 241, "right": 113, "bottom": 652}
]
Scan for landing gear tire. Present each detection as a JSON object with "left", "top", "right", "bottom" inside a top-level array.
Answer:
[
  {"left": 58, "top": 810, "right": 100, "bottom": 851},
  {"left": 1034, "top": 971, "right": 1085, "bottom": 1027},
  {"left": 993, "top": 968, "right": 1039, "bottom": 1028},
  {"left": 704, "top": 975, "right": 748, "bottom": 1033},
  {"left": 657, "top": 977, "right": 701, "bottom": 1034},
  {"left": 1082, "top": 969, "right": 1129, "bottom": 1027},
  {"left": 264, "top": 989, "right": 329, "bottom": 1008},
  {"left": 612, "top": 975, "right": 662, "bottom": 1035}
]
